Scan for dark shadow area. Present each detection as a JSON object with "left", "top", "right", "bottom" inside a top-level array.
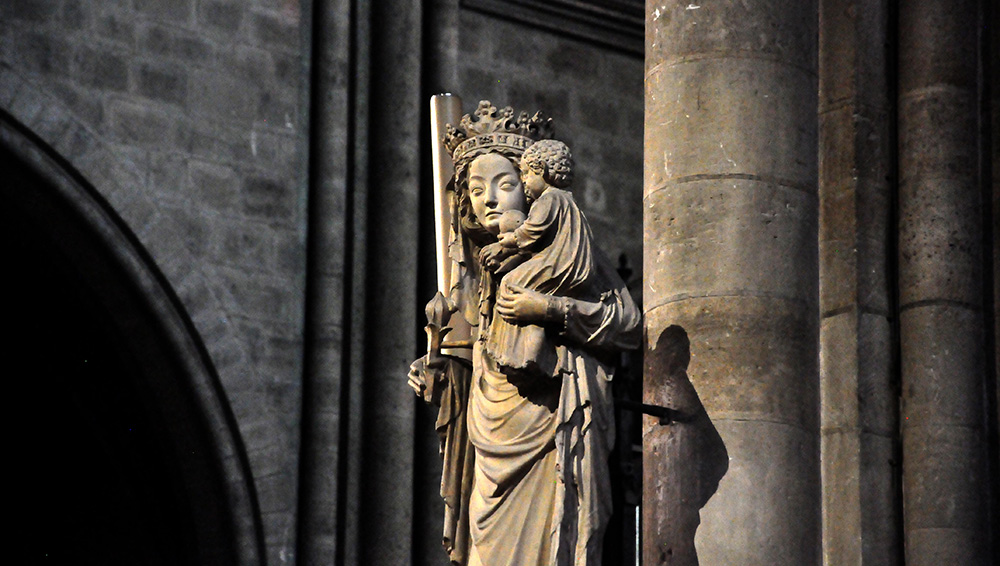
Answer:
[
  {"left": 642, "top": 325, "right": 728, "bottom": 566},
  {"left": 0, "top": 117, "right": 263, "bottom": 566},
  {"left": 4, "top": 203, "right": 196, "bottom": 566}
]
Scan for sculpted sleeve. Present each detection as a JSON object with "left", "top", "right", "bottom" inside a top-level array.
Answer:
[{"left": 561, "top": 272, "right": 642, "bottom": 351}]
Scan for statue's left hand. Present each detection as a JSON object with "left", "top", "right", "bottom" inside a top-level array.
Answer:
[{"left": 496, "top": 282, "right": 550, "bottom": 323}]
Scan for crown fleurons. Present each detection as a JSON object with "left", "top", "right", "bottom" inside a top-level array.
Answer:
[{"left": 443, "top": 100, "right": 555, "bottom": 162}]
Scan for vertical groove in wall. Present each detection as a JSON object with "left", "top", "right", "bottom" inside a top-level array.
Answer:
[
  {"left": 979, "top": 0, "right": 999, "bottom": 556},
  {"left": 358, "top": 0, "right": 424, "bottom": 563},
  {"left": 297, "top": 0, "right": 362, "bottom": 563},
  {"left": 886, "top": 0, "right": 905, "bottom": 561},
  {"left": 343, "top": 0, "right": 371, "bottom": 563}
]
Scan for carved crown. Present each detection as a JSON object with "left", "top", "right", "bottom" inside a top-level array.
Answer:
[{"left": 443, "top": 100, "right": 555, "bottom": 162}]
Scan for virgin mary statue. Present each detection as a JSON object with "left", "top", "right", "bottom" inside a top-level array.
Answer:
[{"left": 409, "top": 101, "right": 641, "bottom": 566}]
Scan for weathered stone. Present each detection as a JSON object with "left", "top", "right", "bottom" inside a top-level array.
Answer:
[
  {"left": 137, "top": 62, "right": 188, "bottom": 106},
  {"left": 645, "top": 2, "right": 819, "bottom": 564},
  {"left": 644, "top": 180, "right": 817, "bottom": 309},
  {"left": 644, "top": 60, "right": 816, "bottom": 195}
]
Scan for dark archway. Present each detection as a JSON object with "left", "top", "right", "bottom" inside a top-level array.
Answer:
[{"left": 0, "top": 113, "right": 264, "bottom": 566}]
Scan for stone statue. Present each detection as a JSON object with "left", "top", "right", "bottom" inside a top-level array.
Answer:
[{"left": 408, "top": 100, "right": 641, "bottom": 566}]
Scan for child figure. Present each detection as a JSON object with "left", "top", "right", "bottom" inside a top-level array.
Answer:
[{"left": 484, "top": 139, "right": 599, "bottom": 378}]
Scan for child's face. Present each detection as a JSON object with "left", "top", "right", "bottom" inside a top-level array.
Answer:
[{"left": 520, "top": 163, "right": 546, "bottom": 200}]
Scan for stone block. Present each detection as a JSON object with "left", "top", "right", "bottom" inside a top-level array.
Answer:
[
  {"left": 820, "top": 429, "right": 862, "bottom": 563},
  {"left": 818, "top": 103, "right": 857, "bottom": 192},
  {"left": 219, "top": 46, "right": 273, "bottom": 82},
  {"left": 900, "top": 305, "right": 984, "bottom": 427},
  {"left": 898, "top": 0, "right": 978, "bottom": 91},
  {"left": 0, "top": 0, "right": 60, "bottom": 23},
  {"left": 149, "top": 150, "right": 188, "bottom": 194},
  {"left": 853, "top": 104, "right": 892, "bottom": 183},
  {"left": 108, "top": 98, "right": 177, "bottom": 148},
  {"left": 198, "top": 0, "right": 244, "bottom": 33},
  {"left": 857, "top": 432, "right": 899, "bottom": 564},
  {"left": 645, "top": 59, "right": 817, "bottom": 194},
  {"left": 136, "top": 62, "right": 188, "bottom": 106},
  {"left": 60, "top": 0, "right": 89, "bottom": 28},
  {"left": 251, "top": 10, "right": 299, "bottom": 51},
  {"left": 189, "top": 158, "right": 239, "bottom": 211},
  {"left": 646, "top": 0, "right": 816, "bottom": 72},
  {"left": 696, "top": 419, "right": 819, "bottom": 565},
  {"left": 189, "top": 69, "right": 257, "bottom": 123},
  {"left": 820, "top": 312, "right": 859, "bottom": 430},
  {"left": 854, "top": 179, "right": 891, "bottom": 313},
  {"left": 898, "top": 90, "right": 978, "bottom": 186},
  {"left": 905, "top": 527, "right": 986, "bottom": 566},
  {"left": 902, "top": 424, "right": 986, "bottom": 530},
  {"left": 95, "top": 10, "right": 137, "bottom": 45},
  {"left": 50, "top": 81, "right": 105, "bottom": 126},
  {"left": 256, "top": 89, "right": 297, "bottom": 129},
  {"left": 215, "top": 219, "right": 274, "bottom": 268},
  {"left": 15, "top": 31, "right": 71, "bottom": 76},
  {"left": 243, "top": 176, "right": 295, "bottom": 222},
  {"left": 819, "top": 183, "right": 857, "bottom": 314},
  {"left": 645, "top": 296, "right": 818, "bottom": 431},
  {"left": 73, "top": 45, "right": 129, "bottom": 92},
  {"left": 644, "top": 179, "right": 817, "bottom": 307},
  {"left": 898, "top": 176, "right": 983, "bottom": 307},
  {"left": 139, "top": 23, "right": 214, "bottom": 64},
  {"left": 818, "top": 0, "right": 856, "bottom": 109},
  {"left": 134, "top": 0, "right": 193, "bottom": 25},
  {"left": 853, "top": 1, "right": 890, "bottom": 108},
  {"left": 856, "top": 313, "right": 894, "bottom": 435}
]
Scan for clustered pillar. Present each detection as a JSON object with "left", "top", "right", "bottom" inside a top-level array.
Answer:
[{"left": 643, "top": 0, "right": 997, "bottom": 563}]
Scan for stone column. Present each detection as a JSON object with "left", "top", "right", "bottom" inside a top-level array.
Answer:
[
  {"left": 643, "top": 1, "right": 820, "bottom": 564},
  {"left": 296, "top": 0, "right": 359, "bottom": 563},
  {"left": 817, "top": 1, "right": 899, "bottom": 564},
  {"left": 897, "top": 0, "right": 989, "bottom": 563}
]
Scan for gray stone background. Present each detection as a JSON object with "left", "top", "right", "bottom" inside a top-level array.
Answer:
[
  {"left": 1, "top": 0, "right": 997, "bottom": 565},
  {"left": 0, "top": 1, "right": 642, "bottom": 564}
]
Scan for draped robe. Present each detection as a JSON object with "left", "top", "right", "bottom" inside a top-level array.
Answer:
[{"left": 466, "top": 190, "right": 641, "bottom": 566}]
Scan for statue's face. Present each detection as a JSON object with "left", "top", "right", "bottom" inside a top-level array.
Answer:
[
  {"left": 468, "top": 153, "right": 527, "bottom": 235},
  {"left": 520, "top": 162, "right": 546, "bottom": 202}
]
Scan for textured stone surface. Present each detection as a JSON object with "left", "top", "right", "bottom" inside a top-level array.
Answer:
[
  {"left": 696, "top": 420, "right": 820, "bottom": 565},
  {"left": 817, "top": 3, "right": 899, "bottom": 563},
  {"left": 644, "top": 3, "right": 819, "bottom": 562},
  {"left": 897, "top": 0, "right": 989, "bottom": 563},
  {"left": 0, "top": 1, "right": 308, "bottom": 562}
]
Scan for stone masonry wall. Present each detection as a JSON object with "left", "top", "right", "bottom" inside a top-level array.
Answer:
[
  {"left": 455, "top": 10, "right": 645, "bottom": 296},
  {"left": 0, "top": 1, "right": 309, "bottom": 564}
]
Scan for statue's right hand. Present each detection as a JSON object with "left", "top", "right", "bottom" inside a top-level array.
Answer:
[
  {"left": 407, "top": 357, "right": 428, "bottom": 397},
  {"left": 479, "top": 242, "right": 506, "bottom": 270}
]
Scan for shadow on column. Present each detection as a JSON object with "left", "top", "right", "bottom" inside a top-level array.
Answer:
[{"left": 643, "top": 325, "right": 728, "bottom": 566}]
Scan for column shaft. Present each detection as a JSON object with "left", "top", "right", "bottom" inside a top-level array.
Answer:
[
  {"left": 897, "top": 0, "right": 989, "bottom": 563},
  {"left": 643, "top": 1, "right": 820, "bottom": 564},
  {"left": 817, "top": 1, "right": 900, "bottom": 564}
]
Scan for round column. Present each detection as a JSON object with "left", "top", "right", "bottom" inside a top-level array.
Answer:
[
  {"left": 897, "top": 0, "right": 988, "bottom": 563},
  {"left": 643, "top": 1, "right": 820, "bottom": 564}
]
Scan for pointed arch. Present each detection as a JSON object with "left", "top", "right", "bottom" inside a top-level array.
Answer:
[{"left": 1, "top": 111, "right": 265, "bottom": 565}]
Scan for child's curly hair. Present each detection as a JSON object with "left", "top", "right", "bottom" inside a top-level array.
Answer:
[{"left": 522, "top": 139, "right": 573, "bottom": 189}]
